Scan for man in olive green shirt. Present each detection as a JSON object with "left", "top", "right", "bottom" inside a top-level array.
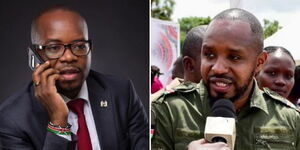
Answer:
[{"left": 152, "top": 8, "right": 300, "bottom": 150}]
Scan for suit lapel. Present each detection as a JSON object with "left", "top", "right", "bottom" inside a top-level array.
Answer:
[{"left": 87, "top": 75, "right": 118, "bottom": 150}]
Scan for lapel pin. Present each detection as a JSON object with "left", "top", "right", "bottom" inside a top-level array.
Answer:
[{"left": 100, "top": 100, "right": 108, "bottom": 107}]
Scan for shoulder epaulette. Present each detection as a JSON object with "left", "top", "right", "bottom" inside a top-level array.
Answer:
[
  {"left": 153, "top": 82, "right": 198, "bottom": 104},
  {"left": 263, "top": 88, "right": 300, "bottom": 113},
  {"left": 172, "top": 81, "right": 198, "bottom": 92}
]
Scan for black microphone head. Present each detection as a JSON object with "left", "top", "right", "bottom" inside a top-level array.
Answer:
[{"left": 211, "top": 99, "right": 236, "bottom": 118}]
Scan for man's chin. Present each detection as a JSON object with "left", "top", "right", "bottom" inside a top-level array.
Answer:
[
  {"left": 56, "top": 81, "right": 82, "bottom": 94},
  {"left": 209, "top": 90, "right": 238, "bottom": 103}
]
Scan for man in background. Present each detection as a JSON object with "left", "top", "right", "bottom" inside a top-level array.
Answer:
[
  {"left": 151, "top": 26, "right": 206, "bottom": 102},
  {"left": 181, "top": 25, "right": 206, "bottom": 83}
]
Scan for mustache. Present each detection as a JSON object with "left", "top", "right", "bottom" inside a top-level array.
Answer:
[
  {"left": 57, "top": 65, "right": 81, "bottom": 72},
  {"left": 208, "top": 75, "right": 234, "bottom": 83}
]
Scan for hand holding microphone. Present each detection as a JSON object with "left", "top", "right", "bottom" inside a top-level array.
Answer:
[
  {"left": 188, "top": 138, "right": 230, "bottom": 150},
  {"left": 188, "top": 99, "right": 236, "bottom": 150},
  {"left": 204, "top": 99, "right": 237, "bottom": 150}
]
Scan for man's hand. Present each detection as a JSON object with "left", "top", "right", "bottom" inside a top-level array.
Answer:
[
  {"left": 188, "top": 139, "right": 230, "bottom": 150},
  {"left": 32, "top": 61, "right": 69, "bottom": 127}
]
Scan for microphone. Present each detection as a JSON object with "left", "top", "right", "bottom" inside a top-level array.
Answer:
[{"left": 204, "top": 99, "right": 236, "bottom": 150}]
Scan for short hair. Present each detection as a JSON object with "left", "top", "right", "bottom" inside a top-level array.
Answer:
[
  {"left": 182, "top": 25, "right": 206, "bottom": 59},
  {"left": 289, "top": 65, "right": 300, "bottom": 97},
  {"left": 31, "top": 5, "right": 87, "bottom": 44},
  {"left": 264, "top": 46, "right": 295, "bottom": 64},
  {"left": 171, "top": 56, "right": 184, "bottom": 79},
  {"left": 151, "top": 65, "right": 163, "bottom": 85},
  {"left": 211, "top": 8, "right": 264, "bottom": 53}
]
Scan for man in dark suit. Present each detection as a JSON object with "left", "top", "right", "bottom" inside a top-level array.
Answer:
[{"left": 0, "top": 6, "right": 148, "bottom": 150}]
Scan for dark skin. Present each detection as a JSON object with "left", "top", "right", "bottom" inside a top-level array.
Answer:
[
  {"left": 32, "top": 10, "right": 91, "bottom": 127},
  {"left": 183, "top": 55, "right": 202, "bottom": 83},
  {"left": 189, "top": 19, "right": 267, "bottom": 149},
  {"left": 201, "top": 20, "right": 267, "bottom": 111},
  {"left": 256, "top": 51, "right": 295, "bottom": 98}
]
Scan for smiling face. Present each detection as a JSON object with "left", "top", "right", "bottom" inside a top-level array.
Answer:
[
  {"left": 201, "top": 20, "right": 265, "bottom": 102},
  {"left": 256, "top": 51, "right": 295, "bottom": 98},
  {"left": 34, "top": 10, "right": 91, "bottom": 96}
]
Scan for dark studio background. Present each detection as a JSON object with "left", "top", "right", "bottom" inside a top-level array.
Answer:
[{"left": 0, "top": 0, "right": 149, "bottom": 115}]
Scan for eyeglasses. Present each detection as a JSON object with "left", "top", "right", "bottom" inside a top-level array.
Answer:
[{"left": 31, "top": 40, "right": 92, "bottom": 59}]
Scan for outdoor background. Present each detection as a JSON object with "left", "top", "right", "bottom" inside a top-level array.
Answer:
[
  {"left": 151, "top": 0, "right": 300, "bottom": 83},
  {"left": 0, "top": 0, "right": 149, "bottom": 114}
]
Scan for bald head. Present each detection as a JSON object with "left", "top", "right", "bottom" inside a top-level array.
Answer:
[
  {"left": 31, "top": 6, "right": 88, "bottom": 44},
  {"left": 209, "top": 8, "right": 263, "bottom": 53}
]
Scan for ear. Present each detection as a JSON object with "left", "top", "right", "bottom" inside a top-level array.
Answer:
[
  {"left": 255, "top": 51, "right": 268, "bottom": 74},
  {"left": 183, "top": 56, "right": 195, "bottom": 72}
]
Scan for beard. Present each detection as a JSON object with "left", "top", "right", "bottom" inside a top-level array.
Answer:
[
  {"left": 205, "top": 70, "right": 255, "bottom": 103},
  {"left": 56, "top": 80, "right": 83, "bottom": 99}
]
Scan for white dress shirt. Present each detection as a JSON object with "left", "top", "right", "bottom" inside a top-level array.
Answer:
[{"left": 59, "top": 81, "right": 101, "bottom": 150}]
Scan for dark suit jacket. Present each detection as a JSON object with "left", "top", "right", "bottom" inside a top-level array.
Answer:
[{"left": 0, "top": 70, "right": 149, "bottom": 150}]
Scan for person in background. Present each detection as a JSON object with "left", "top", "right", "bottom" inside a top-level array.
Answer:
[
  {"left": 151, "top": 25, "right": 206, "bottom": 101},
  {"left": 182, "top": 25, "right": 206, "bottom": 83},
  {"left": 288, "top": 65, "right": 300, "bottom": 106},
  {"left": 256, "top": 46, "right": 296, "bottom": 98},
  {"left": 171, "top": 56, "right": 184, "bottom": 80},
  {"left": 151, "top": 65, "right": 164, "bottom": 94}
]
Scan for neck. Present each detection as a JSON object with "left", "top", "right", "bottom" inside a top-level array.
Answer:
[
  {"left": 184, "top": 74, "right": 200, "bottom": 83},
  {"left": 234, "top": 80, "right": 254, "bottom": 110},
  {"left": 287, "top": 95, "right": 298, "bottom": 105},
  {"left": 64, "top": 90, "right": 80, "bottom": 99},
  {"left": 59, "top": 87, "right": 81, "bottom": 100}
]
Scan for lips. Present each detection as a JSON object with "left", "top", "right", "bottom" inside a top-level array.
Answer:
[
  {"left": 209, "top": 77, "right": 233, "bottom": 93},
  {"left": 59, "top": 67, "right": 80, "bottom": 81}
]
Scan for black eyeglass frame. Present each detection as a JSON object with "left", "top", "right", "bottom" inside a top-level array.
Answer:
[{"left": 30, "top": 39, "right": 92, "bottom": 59}]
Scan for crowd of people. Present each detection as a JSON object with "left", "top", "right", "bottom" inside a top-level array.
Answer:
[{"left": 151, "top": 8, "right": 300, "bottom": 150}]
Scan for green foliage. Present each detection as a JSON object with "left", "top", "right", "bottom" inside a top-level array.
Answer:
[
  {"left": 177, "top": 17, "right": 282, "bottom": 53},
  {"left": 178, "top": 17, "right": 211, "bottom": 52},
  {"left": 263, "top": 19, "right": 282, "bottom": 39},
  {"left": 151, "top": 0, "right": 175, "bottom": 21}
]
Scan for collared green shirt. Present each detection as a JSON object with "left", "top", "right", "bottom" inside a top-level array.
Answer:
[{"left": 152, "top": 80, "right": 300, "bottom": 150}]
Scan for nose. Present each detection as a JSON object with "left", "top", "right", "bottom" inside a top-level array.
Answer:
[
  {"left": 59, "top": 48, "right": 77, "bottom": 63},
  {"left": 274, "top": 76, "right": 286, "bottom": 87},
  {"left": 211, "top": 58, "right": 229, "bottom": 75}
]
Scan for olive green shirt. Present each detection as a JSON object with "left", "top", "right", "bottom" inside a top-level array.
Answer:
[{"left": 152, "top": 80, "right": 300, "bottom": 150}]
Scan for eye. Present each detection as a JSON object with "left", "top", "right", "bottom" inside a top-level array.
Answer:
[
  {"left": 266, "top": 71, "right": 276, "bottom": 76},
  {"left": 285, "top": 74, "right": 294, "bottom": 80},
  {"left": 203, "top": 52, "right": 215, "bottom": 59},
  {"left": 45, "top": 45, "right": 62, "bottom": 52},
  {"left": 72, "top": 42, "right": 89, "bottom": 51},
  {"left": 230, "top": 55, "right": 241, "bottom": 61},
  {"left": 74, "top": 44, "right": 86, "bottom": 50}
]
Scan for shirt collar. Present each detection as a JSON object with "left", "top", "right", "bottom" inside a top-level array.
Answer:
[
  {"left": 61, "top": 81, "right": 89, "bottom": 103},
  {"left": 249, "top": 79, "right": 269, "bottom": 115}
]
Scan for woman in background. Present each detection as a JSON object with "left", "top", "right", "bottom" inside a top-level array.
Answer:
[{"left": 256, "top": 46, "right": 295, "bottom": 99}]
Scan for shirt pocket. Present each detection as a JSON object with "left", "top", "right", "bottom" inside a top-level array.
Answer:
[
  {"left": 253, "top": 126, "right": 296, "bottom": 150},
  {"left": 175, "top": 128, "right": 202, "bottom": 149}
]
